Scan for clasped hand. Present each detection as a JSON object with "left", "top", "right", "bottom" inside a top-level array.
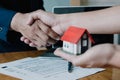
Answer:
[{"left": 11, "top": 10, "right": 62, "bottom": 48}]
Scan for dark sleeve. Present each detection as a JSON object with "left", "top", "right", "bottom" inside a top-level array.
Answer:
[{"left": 0, "top": 7, "right": 16, "bottom": 41}]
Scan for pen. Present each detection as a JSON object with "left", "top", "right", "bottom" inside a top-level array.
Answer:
[{"left": 68, "top": 62, "right": 73, "bottom": 73}]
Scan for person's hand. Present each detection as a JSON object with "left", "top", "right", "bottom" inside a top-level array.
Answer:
[
  {"left": 20, "top": 10, "right": 74, "bottom": 48},
  {"left": 28, "top": 10, "right": 75, "bottom": 36},
  {"left": 54, "top": 44, "right": 115, "bottom": 68},
  {"left": 11, "top": 12, "right": 60, "bottom": 47},
  {"left": 20, "top": 20, "right": 57, "bottom": 48}
]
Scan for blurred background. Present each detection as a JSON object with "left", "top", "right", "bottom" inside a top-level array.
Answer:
[{"left": 44, "top": 0, "right": 120, "bottom": 12}]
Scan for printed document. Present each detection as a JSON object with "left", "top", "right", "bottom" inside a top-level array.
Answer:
[{"left": 0, "top": 57, "right": 105, "bottom": 80}]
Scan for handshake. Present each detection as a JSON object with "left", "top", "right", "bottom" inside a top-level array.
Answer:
[
  {"left": 11, "top": 10, "right": 69, "bottom": 49},
  {"left": 10, "top": 8, "right": 119, "bottom": 68}
]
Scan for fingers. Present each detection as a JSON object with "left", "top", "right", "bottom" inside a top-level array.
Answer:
[
  {"left": 35, "top": 25, "right": 56, "bottom": 45},
  {"left": 54, "top": 48, "right": 79, "bottom": 65},
  {"left": 20, "top": 10, "right": 60, "bottom": 48},
  {"left": 54, "top": 48, "right": 89, "bottom": 67},
  {"left": 31, "top": 10, "right": 56, "bottom": 26},
  {"left": 21, "top": 20, "right": 60, "bottom": 48},
  {"left": 20, "top": 36, "right": 37, "bottom": 47},
  {"left": 37, "top": 20, "right": 60, "bottom": 40},
  {"left": 30, "top": 10, "right": 62, "bottom": 36},
  {"left": 54, "top": 47, "right": 109, "bottom": 68},
  {"left": 29, "top": 43, "right": 37, "bottom": 47},
  {"left": 20, "top": 36, "right": 30, "bottom": 44},
  {"left": 34, "top": 20, "right": 60, "bottom": 46},
  {"left": 20, "top": 36, "right": 26, "bottom": 41},
  {"left": 27, "top": 20, "right": 48, "bottom": 47}
]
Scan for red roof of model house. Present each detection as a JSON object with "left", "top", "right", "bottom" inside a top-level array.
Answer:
[{"left": 61, "top": 26, "right": 95, "bottom": 44}]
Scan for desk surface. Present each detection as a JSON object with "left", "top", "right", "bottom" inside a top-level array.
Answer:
[{"left": 0, "top": 50, "right": 120, "bottom": 80}]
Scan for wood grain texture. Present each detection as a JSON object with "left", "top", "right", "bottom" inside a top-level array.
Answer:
[{"left": 0, "top": 50, "right": 120, "bottom": 80}]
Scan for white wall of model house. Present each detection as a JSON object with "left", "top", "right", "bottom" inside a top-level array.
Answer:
[
  {"left": 63, "top": 33, "right": 92, "bottom": 55},
  {"left": 63, "top": 41, "right": 78, "bottom": 54}
]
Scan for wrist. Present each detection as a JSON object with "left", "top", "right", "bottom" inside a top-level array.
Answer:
[
  {"left": 58, "top": 13, "right": 81, "bottom": 31},
  {"left": 58, "top": 14, "right": 72, "bottom": 32},
  {"left": 10, "top": 13, "right": 23, "bottom": 32}
]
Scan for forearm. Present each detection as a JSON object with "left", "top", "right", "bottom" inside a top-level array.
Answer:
[
  {"left": 108, "top": 44, "right": 120, "bottom": 68},
  {"left": 59, "top": 6, "right": 120, "bottom": 34},
  {"left": 11, "top": 12, "right": 25, "bottom": 32}
]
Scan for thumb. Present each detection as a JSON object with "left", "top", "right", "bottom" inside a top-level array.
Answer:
[
  {"left": 52, "top": 25, "right": 64, "bottom": 36},
  {"left": 32, "top": 10, "right": 57, "bottom": 27},
  {"left": 54, "top": 48, "right": 78, "bottom": 62},
  {"left": 31, "top": 10, "right": 64, "bottom": 35},
  {"left": 54, "top": 48, "right": 89, "bottom": 67}
]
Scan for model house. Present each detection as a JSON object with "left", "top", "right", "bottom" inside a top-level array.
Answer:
[{"left": 61, "top": 26, "right": 95, "bottom": 55}]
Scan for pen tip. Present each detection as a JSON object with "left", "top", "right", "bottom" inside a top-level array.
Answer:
[
  {"left": 68, "top": 70, "right": 73, "bottom": 73},
  {"left": 68, "top": 67, "right": 73, "bottom": 73}
]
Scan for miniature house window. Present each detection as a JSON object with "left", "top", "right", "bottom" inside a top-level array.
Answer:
[
  {"left": 64, "top": 44, "right": 66, "bottom": 47},
  {"left": 67, "top": 45, "right": 69, "bottom": 48},
  {"left": 83, "top": 40, "right": 87, "bottom": 47},
  {"left": 82, "top": 33, "right": 88, "bottom": 47},
  {"left": 64, "top": 42, "right": 69, "bottom": 48}
]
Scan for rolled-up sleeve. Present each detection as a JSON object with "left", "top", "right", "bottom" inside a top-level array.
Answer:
[{"left": 0, "top": 7, "right": 16, "bottom": 41}]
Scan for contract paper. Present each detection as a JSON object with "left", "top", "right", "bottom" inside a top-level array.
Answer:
[{"left": 0, "top": 57, "right": 105, "bottom": 80}]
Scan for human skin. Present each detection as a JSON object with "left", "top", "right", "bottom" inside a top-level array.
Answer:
[
  {"left": 54, "top": 44, "right": 120, "bottom": 68},
  {"left": 21, "top": 6, "right": 120, "bottom": 47},
  {"left": 19, "top": 6, "right": 120, "bottom": 68},
  {"left": 11, "top": 12, "right": 60, "bottom": 47}
]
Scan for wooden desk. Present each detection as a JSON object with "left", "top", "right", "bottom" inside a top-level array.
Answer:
[{"left": 0, "top": 50, "right": 120, "bottom": 80}]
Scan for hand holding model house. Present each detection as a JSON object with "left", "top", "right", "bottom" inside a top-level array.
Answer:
[{"left": 60, "top": 26, "right": 95, "bottom": 72}]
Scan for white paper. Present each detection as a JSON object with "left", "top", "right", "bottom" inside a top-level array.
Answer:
[{"left": 0, "top": 57, "right": 105, "bottom": 80}]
